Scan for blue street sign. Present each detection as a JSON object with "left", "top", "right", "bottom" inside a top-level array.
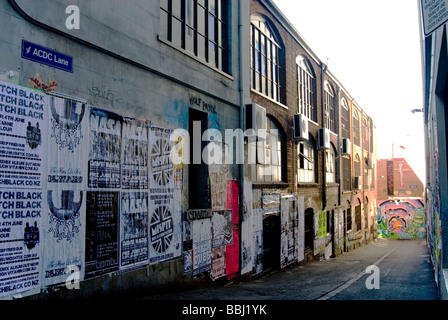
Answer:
[{"left": 21, "top": 40, "right": 73, "bottom": 73}]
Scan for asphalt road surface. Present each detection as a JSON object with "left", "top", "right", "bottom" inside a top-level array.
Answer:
[{"left": 141, "top": 238, "right": 440, "bottom": 301}]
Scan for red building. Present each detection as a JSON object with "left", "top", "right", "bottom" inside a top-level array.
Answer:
[{"left": 377, "top": 158, "right": 424, "bottom": 200}]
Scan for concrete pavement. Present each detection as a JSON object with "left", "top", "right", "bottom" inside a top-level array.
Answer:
[{"left": 141, "top": 238, "right": 440, "bottom": 301}]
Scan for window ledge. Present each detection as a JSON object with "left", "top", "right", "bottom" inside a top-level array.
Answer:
[
  {"left": 297, "top": 182, "right": 319, "bottom": 188},
  {"left": 251, "top": 89, "right": 288, "bottom": 110},
  {"left": 252, "top": 182, "right": 289, "bottom": 189},
  {"left": 326, "top": 183, "right": 339, "bottom": 187}
]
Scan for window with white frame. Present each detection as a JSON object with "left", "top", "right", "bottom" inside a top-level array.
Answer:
[
  {"left": 250, "top": 17, "right": 284, "bottom": 103},
  {"left": 298, "top": 136, "right": 315, "bottom": 183},
  {"left": 326, "top": 146, "right": 336, "bottom": 183},
  {"left": 160, "top": 0, "right": 229, "bottom": 72},
  {"left": 297, "top": 56, "right": 317, "bottom": 122},
  {"left": 256, "top": 117, "right": 285, "bottom": 183},
  {"left": 324, "top": 82, "right": 337, "bottom": 134}
]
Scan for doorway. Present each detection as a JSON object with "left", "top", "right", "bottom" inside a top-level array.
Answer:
[{"left": 263, "top": 214, "right": 280, "bottom": 272}]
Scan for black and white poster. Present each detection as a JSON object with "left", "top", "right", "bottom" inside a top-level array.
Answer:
[
  {"left": 0, "top": 81, "right": 47, "bottom": 297},
  {"left": 148, "top": 126, "right": 181, "bottom": 264},
  {"left": 85, "top": 191, "right": 119, "bottom": 279},
  {"left": 43, "top": 94, "right": 87, "bottom": 286},
  {"left": 211, "top": 210, "right": 233, "bottom": 248},
  {"left": 192, "top": 218, "right": 212, "bottom": 279},
  {"left": 120, "top": 191, "right": 148, "bottom": 268},
  {"left": 121, "top": 118, "right": 149, "bottom": 190},
  {"left": 88, "top": 108, "right": 122, "bottom": 189},
  {"left": 148, "top": 192, "right": 182, "bottom": 264},
  {"left": 280, "top": 195, "right": 295, "bottom": 268}
]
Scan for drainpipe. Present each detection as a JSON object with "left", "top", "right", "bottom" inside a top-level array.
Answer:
[
  {"left": 321, "top": 62, "right": 327, "bottom": 211},
  {"left": 238, "top": 0, "right": 246, "bottom": 276}
]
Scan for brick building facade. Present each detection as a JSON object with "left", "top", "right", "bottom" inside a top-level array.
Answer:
[{"left": 246, "top": 0, "right": 378, "bottom": 265}]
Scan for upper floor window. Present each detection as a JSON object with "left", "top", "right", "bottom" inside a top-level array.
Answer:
[
  {"left": 362, "top": 117, "right": 370, "bottom": 151},
  {"left": 160, "top": 0, "right": 229, "bottom": 72},
  {"left": 353, "top": 110, "right": 360, "bottom": 146},
  {"left": 250, "top": 17, "right": 284, "bottom": 103},
  {"left": 297, "top": 56, "right": 317, "bottom": 122},
  {"left": 341, "top": 98, "right": 350, "bottom": 139},
  {"left": 326, "top": 145, "right": 336, "bottom": 183},
  {"left": 256, "top": 116, "right": 286, "bottom": 183},
  {"left": 298, "top": 135, "right": 316, "bottom": 183},
  {"left": 354, "top": 154, "right": 361, "bottom": 180},
  {"left": 324, "top": 82, "right": 337, "bottom": 133}
]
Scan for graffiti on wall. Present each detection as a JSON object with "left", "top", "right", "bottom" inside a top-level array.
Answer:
[{"left": 377, "top": 199, "right": 426, "bottom": 239}]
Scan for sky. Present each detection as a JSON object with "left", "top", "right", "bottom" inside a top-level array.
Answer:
[{"left": 273, "top": 0, "right": 426, "bottom": 183}]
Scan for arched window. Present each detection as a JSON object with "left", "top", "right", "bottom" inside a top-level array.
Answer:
[
  {"left": 340, "top": 98, "right": 350, "bottom": 139},
  {"left": 298, "top": 134, "right": 316, "bottom": 183},
  {"left": 353, "top": 110, "right": 360, "bottom": 146},
  {"left": 297, "top": 56, "right": 317, "bottom": 122},
  {"left": 324, "top": 82, "right": 337, "bottom": 133},
  {"left": 250, "top": 16, "right": 284, "bottom": 103},
  {"left": 256, "top": 116, "right": 286, "bottom": 182}
]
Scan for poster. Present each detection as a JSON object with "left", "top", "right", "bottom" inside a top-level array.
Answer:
[
  {"left": 43, "top": 94, "right": 88, "bottom": 286},
  {"left": 148, "top": 126, "right": 181, "bottom": 264},
  {"left": 120, "top": 191, "right": 148, "bottom": 268},
  {"left": 85, "top": 191, "right": 119, "bottom": 279},
  {"left": 262, "top": 192, "right": 281, "bottom": 215},
  {"left": 210, "top": 247, "right": 226, "bottom": 280},
  {"left": 211, "top": 210, "right": 233, "bottom": 248},
  {"left": 121, "top": 118, "right": 149, "bottom": 190},
  {"left": 0, "top": 81, "right": 47, "bottom": 191},
  {"left": 296, "top": 197, "right": 305, "bottom": 263},
  {"left": 225, "top": 180, "right": 239, "bottom": 279},
  {"left": 280, "top": 195, "right": 295, "bottom": 268},
  {"left": 88, "top": 107, "right": 122, "bottom": 189},
  {"left": 148, "top": 192, "right": 182, "bottom": 264},
  {"left": 252, "top": 188, "right": 263, "bottom": 275},
  {"left": 240, "top": 181, "right": 253, "bottom": 275},
  {"left": 183, "top": 221, "right": 193, "bottom": 275},
  {"left": 192, "top": 218, "right": 212, "bottom": 279},
  {"left": 209, "top": 163, "right": 230, "bottom": 210},
  {"left": 0, "top": 82, "right": 47, "bottom": 297},
  {"left": 149, "top": 126, "right": 174, "bottom": 190}
]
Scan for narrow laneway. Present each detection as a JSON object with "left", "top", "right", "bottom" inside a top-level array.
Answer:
[{"left": 141, "top": 239, "right": 439, "bottom": 301}]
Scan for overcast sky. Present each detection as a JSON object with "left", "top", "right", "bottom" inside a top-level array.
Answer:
[{"left": 273, "top": 0, "right": 426, "bottom": 182}]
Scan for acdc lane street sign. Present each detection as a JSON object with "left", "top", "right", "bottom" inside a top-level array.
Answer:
[{"left": 21, "top": 40, "right": 73, "bottom": 73}]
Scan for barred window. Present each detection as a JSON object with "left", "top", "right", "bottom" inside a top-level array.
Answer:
[
  {"left": 297, "top": 56, "right": 317, "bottom": 122},
  {"left": 160, "top": 0, "right": 229, "bottom": 72}
]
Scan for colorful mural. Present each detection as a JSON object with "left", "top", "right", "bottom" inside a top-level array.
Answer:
[{"left": 377, "top": 199, "right": 426, "bottom": 239}]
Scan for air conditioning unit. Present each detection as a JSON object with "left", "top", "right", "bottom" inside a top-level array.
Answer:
[
  {"left": 293, "top": 114, "right": 309, "bottom": 141},
  {"left": 318, "top": 128, "right": 331, "bottom": 150},
  {"left": 354, "top": 176, "right": 361, "bottom": 190},
  {"left": 246, "top": 103, "right": 267, "bottom": 132},
  {"left": 342, "top": 138, "right": 351, "bottom": 155}
]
